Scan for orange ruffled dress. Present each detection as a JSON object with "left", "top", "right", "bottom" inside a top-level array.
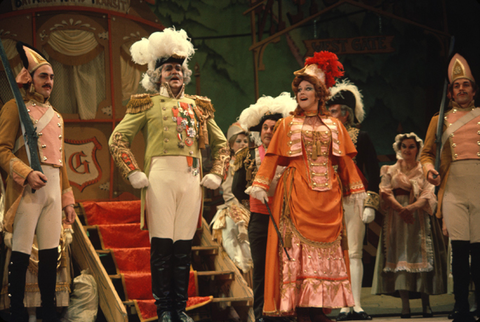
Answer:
[{"left": 252, "top": 113, "right": 366, "bottom": 316}]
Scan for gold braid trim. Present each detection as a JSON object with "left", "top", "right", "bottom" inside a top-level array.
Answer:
[
  {"left": 185, "top": 94, "right": 216, "bottom": 118},
  {"left": 233, "top": 146, "right": 250, "bottom": 171},
  {"left": 364, "top": 190, "right": 380, "bottom": 211},
  {"left": 125, "top": 93, "right": 154, "bottom": 114},
  {"left": 210, "top": 143, "right": 231, "bottom": 178},
  {"left": 109, "top": 132, "right": 141, "bottom": 179}
]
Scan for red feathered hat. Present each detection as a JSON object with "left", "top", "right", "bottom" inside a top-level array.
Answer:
[{"left": 294, "top": 51, "right": 344, "bottom": 88}]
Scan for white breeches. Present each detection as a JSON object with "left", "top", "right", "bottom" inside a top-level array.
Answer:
[
  {"left": 146, "top": 156, "right": 202, "bottom": 242},
  {"left": 443, "top": 160, "right": 480, "bottom": 243},
  {"left": 344, "top": 201, "right": 365, "bottom": 260},
  {"left": 12, "top": 165, "right": 62, "bottom": 254},
  {"left": 343, "top": 201, "right": 366, "bottom": 311}
]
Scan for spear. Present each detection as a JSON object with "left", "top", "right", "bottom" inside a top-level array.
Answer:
[
  {"left": 433, "top": 36, "right": 455, "bottom": 179},
  {"left": 264, "top": 198, "right": 291, "bottom": 261},
  {"left": 0, "top": 40, "right": 44, "bottom": 187}
]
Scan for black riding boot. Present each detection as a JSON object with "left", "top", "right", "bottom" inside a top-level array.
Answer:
[
  {"left": 451, "top": 241, "right": 475, "bottom": 322},
  {"left": 151, "top": 238, "right": 174, "bottom": 322},
  {"left": 8, "top": 251, "right": 30, "bottom": 322},
  {"left": 172, "top": 240, "right": 193, "bottom": 322},
  {"left": 38, "top": 248, "right": 60, "bottom": 322},
  {"left": 470, "top": 243, "right": 480, "bottom": 317}
]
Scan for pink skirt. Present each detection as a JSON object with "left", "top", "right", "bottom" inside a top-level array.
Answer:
[{"left": 278, "top": 217, "right": 354, "bottom": 315}]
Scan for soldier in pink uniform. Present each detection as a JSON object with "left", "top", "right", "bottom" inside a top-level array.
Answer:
[
  {"left": 0, "top": 42, "right": 76, "bottom": 322},
  {"left": 421, "top": 54, "right": 480, "bottom": 322}
]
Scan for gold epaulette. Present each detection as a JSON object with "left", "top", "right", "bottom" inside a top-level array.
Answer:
[
  {"left": 126, "top": 93, "right": 154, "bottom": 114},
  {"left": 273, "top": 118, "right": 283, "bottom": 133},
  {"left": 185, "top": 94, "right": 215, "bottom": 118},
  {"left": 233, "top": 146, "right": 250, "bottom": 171}
]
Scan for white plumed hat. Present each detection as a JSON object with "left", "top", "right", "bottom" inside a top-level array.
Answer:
[
  {"left": 130, "top": 27, "right": 195, "bottom": 91},
  {"left": 328, "top": 79, "right": 365, "bottom": 123},
  {"left": 239, "top": 92, "right": 297, "bottom": 132}
]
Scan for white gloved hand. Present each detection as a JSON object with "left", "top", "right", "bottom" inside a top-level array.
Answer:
[
  {"left": 128, "top": 171, "right": 149, "bottom": 189},
  {"left": 362, "top": 207, "right": 375, "bottom": 224},
  {"left": 4, "top": 232, "right": 12, "bottom": 249},
  {"left": 201, "top": 174, "right": 222, "bottom": 190},
  {"left": 64, "top": 228, "right": 73, "bottom": 246},
  {"left": 248, "top": 186, "right": 268, "bottom": 204}
]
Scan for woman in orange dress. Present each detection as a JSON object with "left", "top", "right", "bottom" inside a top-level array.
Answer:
[{"left": 249, "top": 52, "right": 366, "bottom": 322}]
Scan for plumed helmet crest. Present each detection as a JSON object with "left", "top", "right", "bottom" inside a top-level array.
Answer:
[{"left": 328, "top": 79, "right": 365, "bottom": 123}]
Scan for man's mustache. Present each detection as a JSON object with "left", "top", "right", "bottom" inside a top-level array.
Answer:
[{"left": 164, "top": 74, "right": 182, "bottom": 81}]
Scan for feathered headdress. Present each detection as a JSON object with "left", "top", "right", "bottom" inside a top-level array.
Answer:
[
  {"left": 294, "top": 51, "right": 344, "bottom": 88},
  {"left": 328, "top": 79, "right": 365, "bottom": 123},
  {"left": 239, "top": 92, "right": 297, "bottom": 132},
  {"left": 130, "top": 27, "right": 195, "bottom": 91}
]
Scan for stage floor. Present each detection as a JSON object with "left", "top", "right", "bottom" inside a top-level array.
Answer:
[{"left": 327, "top": 287, "right": 466, "bottom": 321}]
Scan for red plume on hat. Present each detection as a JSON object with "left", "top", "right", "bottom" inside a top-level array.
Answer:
[{"left": 294, "top": 51, "right": 344, "bottom": 89}]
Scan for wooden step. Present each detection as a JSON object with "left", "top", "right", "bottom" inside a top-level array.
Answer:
[
  {"left": 192, "top": 245, "right": 218, "bottom": 255},
  {"left": 197, "top": 270, "right": 235, "bottom": 281},
  {"left": 95, "top": 249, "right": 118, "bottom": 275}
]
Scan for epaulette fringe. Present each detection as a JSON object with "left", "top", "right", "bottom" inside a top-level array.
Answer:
[
  {"left": 126, "top": 93, "right": 153, "bottom": 114},
  {"left": 233, "top": 146, "right": 250, "bottom": 171},
  {"left": 185, "top": 94, "right": 215, "bottom": 118}
]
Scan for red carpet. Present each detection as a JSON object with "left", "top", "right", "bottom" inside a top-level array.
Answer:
[{"left": 81, "top": 200, "right": 212, "bottom": 321}]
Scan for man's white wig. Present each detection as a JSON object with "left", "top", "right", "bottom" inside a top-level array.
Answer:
[
  {"left": 130, "top": 27, "right": 195, "bottom": 91},
  {"left": 239, "top": 92, "right": 297, "bottom": 132}
]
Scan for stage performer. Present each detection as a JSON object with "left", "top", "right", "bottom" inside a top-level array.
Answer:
[
  {"left": 211, "top": 122, "right": 253, "bottom": 274},
  {"left": 232, "top": 93, "right": 296, "bottom": 322},
  {"left": 108, "top": 28, "right": 229, "bottom": 322},
  {"left": 372, "top": 133, "right": 446, "bottom": 318},
  {"left": 420, "top": 53, "right": 480, "bottom": 322},
  {"left": 249, "top": 52, "right": 366, "bottom": 322},
  {"left": 0, "top": 42, "right": 76, "bottom": 322},
  {"left": 327, "top": 80, "right": 379, "bottom": 321}
]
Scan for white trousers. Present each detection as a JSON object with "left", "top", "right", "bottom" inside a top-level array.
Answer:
[
  {"left": 443, "top": 159, "right": 480, "bottom": 243},
  {"left": 146, "top": 156, "right": 201, "bottom": 242},
  {"left": 12, "top": 165, "right": 62, "bottom": 254},
  {"left": 342, "top": 201, "right": 366, "bottom": 312}
]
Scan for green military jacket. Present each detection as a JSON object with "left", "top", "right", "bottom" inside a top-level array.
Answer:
[{"left": 109, "top": 90, "right": 229, "bottom": 228}]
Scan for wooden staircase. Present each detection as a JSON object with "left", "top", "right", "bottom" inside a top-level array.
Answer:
[{"left": 71, "top": 202, "right": 254, "bottom": 322}]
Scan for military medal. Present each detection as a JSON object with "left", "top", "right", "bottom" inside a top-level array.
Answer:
[{"left": 174, "top": 102, "right": 197, "bottom": 150}]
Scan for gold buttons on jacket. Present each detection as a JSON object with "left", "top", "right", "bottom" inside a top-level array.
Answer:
[
  {"left": 42, "top": 144, "right": 46, "bottom": 148},
  {"left": 189, "top": 151, "right": 193, "bottom": 155},
  {"left": 57, "top": 123, "right": 61, "bottom": 127},
  {"left": 164, "top": 127, "right": 168, "bottom": 131},
  {"left": 59, "top": 135, "right": 62, "bottom": 139},
  {"left": 452, "top": 143, "right": 456, "bottom": 148},
  {"left": 163, "top": 116, "right": 168, "bottom": 120},
  {"left": 43, "top": 156, "right": 47, "bottom": 161},
  {"left": 164, "top": 138, "right": 169, "bottom": 143},
  {"left": 477, "top": 141, "right": 480, "bottom": 146},
  {"left": 38, "top": 133, "right": 43, "bottom": 137}
]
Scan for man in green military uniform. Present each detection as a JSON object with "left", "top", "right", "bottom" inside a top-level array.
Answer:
[{"left": 109, "top": 28, "right": 229, "bottom": 322}]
